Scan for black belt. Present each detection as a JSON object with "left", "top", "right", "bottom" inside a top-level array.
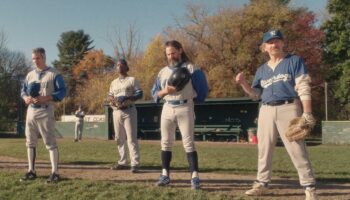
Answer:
[
  {"left": 263, "top": 99, "right": 294, "bottom": 106},
  {"left": 167, "top": 99, "right": 188, "bottom": 105},
  {"left": 31, "top": 104, "right": 49, "bottom": 109}
]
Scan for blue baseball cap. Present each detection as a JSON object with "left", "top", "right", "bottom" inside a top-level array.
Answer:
[{"left": 262, "top": 30, "right": 283, "bottom": 43}]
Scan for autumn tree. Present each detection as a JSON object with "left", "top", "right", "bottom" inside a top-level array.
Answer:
[
  {"left": 135, "top": 35, "right": 166, "bottom": 100},
  {"left": 72, "top": 49, "right": 114, "bottom": 81},
  {"left": 162, "top": 0, "right": 324, "bottom": 103}
]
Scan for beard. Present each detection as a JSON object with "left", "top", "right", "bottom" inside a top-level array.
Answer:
[{"left": 168, "top": 58, "right": 181, "bottom": 67}]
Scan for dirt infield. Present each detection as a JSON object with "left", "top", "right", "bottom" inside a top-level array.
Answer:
[{"left": 0, "top": 156, "right": 349, "bottom": 199}]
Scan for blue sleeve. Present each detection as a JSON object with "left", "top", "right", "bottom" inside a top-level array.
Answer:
[
  {"left": 151, "top": 77, "right": 162, "bottom": 103},
  {"left": 52, "top": 74, "right": 67, "bottom": 101},
  {"left": 294, "top": 57, "right": 308, "bottom": 78},
  {"left": 191, "top": 69, "right": 209, "bottom": 103},
  {"left": 21, "top": 80, "right": 29, "bottom": 98}
]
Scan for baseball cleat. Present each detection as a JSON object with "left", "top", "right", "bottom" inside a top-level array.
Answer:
[
  {"left": 20, "top": 171, "right": 37, "bottom": 182},
  {"left": 155, "top": 175, "right": 170, "bottom": 187},
  {"left": 130, "top": 166, "right": 139, "bottom": 173},
  {"left": 245, "top": 181, "right": 268, "bottom": 196},
  {"left": 191, "top": 177, "right": 201, "bottom": 190},
  {"left": 46, "top": 173, "right": 60, "bottom": 184},
  {"left": 305, "top": 187, "right": 318, "bottom": 200}
]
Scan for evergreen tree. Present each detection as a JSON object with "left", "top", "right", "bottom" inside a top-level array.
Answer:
[
  {"left": 322, "top": 0, "right": 350, "bottom": 119},
  {"left": 53, "top": 30, "right": 94, "bottom": 114}
]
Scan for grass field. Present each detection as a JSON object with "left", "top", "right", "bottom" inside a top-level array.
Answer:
[{"left": 0, "top": 138, "right": 349, "bottom": 199}]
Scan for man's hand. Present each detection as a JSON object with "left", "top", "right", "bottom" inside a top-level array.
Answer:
[
  {"left": 32, "top": 96, "right": 52, "bottom": 104},
  {"left": 235, "top": 72, "right": 247, "bottom": 85},
  {"left": 165, "top": 85, "right": 177, "bottom": 94},
  {"left": 158, "top": 85, "right": 177, "bottom": 99},
  {"left": 23, "top": 96, "right": 34, "bottom": 105}
]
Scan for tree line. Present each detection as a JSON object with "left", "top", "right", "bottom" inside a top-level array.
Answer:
[{"left": 0, "top": 0, "right": 349, "bottom": 121}]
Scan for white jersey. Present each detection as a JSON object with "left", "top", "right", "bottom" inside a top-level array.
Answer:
[
  {"left": 109, "top": 76, "right": 141, "bottom": 109},
  {"left": 157, "top": 62, "right": 198, "bottom": 102},
  {"left": 75, "top": 110, "right": 85, "bottom": 123}
]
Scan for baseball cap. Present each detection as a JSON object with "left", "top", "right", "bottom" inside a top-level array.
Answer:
[{"left": 262, "top": 30, "right": 283, "bottom": 43}]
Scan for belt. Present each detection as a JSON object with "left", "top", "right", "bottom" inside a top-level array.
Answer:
[
  {"left": 167, "top": 99, "right": 188, "bottom": 105},
  {"left": 31, "top": 104, "right": 49, "bottom": 109},
  {"left": 118, "top": 105, "right": 133, "bottom": 110},
  {"left": 263, "top": 99, "right": 294, "bottom": 106}
]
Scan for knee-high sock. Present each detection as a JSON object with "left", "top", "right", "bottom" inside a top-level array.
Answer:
[
  {"left": 27, "top": 147, "right": 36, "bottom": 172},
  {"left": 186, "top": 151, "right": 199, "bottom": 177},
  {"left": 161, "top": 151, "right": 172, "bottom": 176},
  {"left": 49, "top": 148, "right": 59, "bottom": 174}
]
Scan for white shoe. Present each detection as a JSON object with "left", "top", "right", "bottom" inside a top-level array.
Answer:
[
  {"left": 305, "top": 187, "right": 318, "bottom": 200},
  {"left": 245, "top": 181, "right": 268, "bottom": 196}
]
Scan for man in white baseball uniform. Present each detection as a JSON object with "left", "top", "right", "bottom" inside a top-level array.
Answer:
[
  {"left": 74, "top": 105, "right": 85, "bottom": 142},
  {"left": 108, "top": 59, "right": 143, "bottom": 173},
  {"left": 151, "top": 40, "right": 209, "bottom": 190},
  {"left": 20, "top": 47, "right": 67, "bottom": 183}
]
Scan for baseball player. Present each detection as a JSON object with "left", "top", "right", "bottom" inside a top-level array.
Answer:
[
  {"left": 108, "top": 59, "right": 143, "bottom": 173},
  {"left": 235, "top": 30, "right": 317, "bottom": 200},
  {"left": 151, "top": 40, "right": 209, "bottom": 190},
  {"left": 20, "top": 47, "right": 67, "bottom": 183},
  {"left": 74, "top": 105, "right": 85, "bottom": 142}
]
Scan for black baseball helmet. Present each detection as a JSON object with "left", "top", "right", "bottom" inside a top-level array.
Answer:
[{"left": 167, "top": 67, "right": 191, "bottom": 91}]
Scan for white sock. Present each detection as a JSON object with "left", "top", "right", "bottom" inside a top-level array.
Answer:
[
  {"left": 192, "top": 171, "right": 199, "bottom": 178},
  {"left": 27, "top": 148, "right": 36, "bottom": 172},
  {"left": 162, "top": 169, "right": 169, "bottom": 176},
  {"left": 49, "top": 148, "right": 59, "bottom": 174}
]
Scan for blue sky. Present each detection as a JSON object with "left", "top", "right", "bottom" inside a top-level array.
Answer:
[{"left": 0, "top": 0, "right": 327, "bottom": 65}]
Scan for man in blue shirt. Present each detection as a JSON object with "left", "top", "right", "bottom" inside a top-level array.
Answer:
[{"left": 236, "top": 30, "right": 317, "bottom": 200}]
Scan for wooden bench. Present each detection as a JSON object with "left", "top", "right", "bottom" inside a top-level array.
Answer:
[
  {"left": 194, "top": 124, "right": 242, "bottom": 142},
  {"left": 139, "top": 124, "right": 160, "bottom": 139},
  {"left": 139, "top": 124, "right": 242, "bottom": 142}
]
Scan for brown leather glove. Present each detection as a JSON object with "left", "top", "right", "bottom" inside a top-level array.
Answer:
[{"left": 285, "top": 113, "right": 316, "bottom": 142}]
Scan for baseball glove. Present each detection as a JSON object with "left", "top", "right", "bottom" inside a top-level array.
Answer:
[
  {"left": 27, "top": 82, "right": 40, "bottom": 97},
  {"left": 109, "top": 96, "right": 132, "bottom": 109},
  {"left": 285, "top": 113, "right": 315, "bottom": 142}
]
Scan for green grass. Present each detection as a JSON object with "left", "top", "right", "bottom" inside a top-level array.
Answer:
[
  {"left": 0, "top": 138, "right": 350, "bottom": 199},
  {"left": 0, "top": 138, "right": 350, "bottom": 179},
  {"left": 0, "top": 171, "right": 237, "bottom": 200}
]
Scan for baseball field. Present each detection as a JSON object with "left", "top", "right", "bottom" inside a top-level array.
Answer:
[{"left": 0, "top": 138, "right": 349, "bottom": 200}]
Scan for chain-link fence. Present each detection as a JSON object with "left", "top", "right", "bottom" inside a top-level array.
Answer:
[
  {"left": 324, "top": 81, "right": 350, "bottom": 121},
  {"left": 0, "top": 75, "right": 25, "bottom": 136}
]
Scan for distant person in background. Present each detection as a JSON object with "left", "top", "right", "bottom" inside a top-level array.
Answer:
[
  {"left": 20, "top": 47, "right": 66, "bottom": 184},
  {"left": 235, "top": 30, "right": 317, "bottom": 200},
  {"left": 74, "top": 105, "right": 85, "bottom": 142},
  {"left": 107, "top": 59, "right": 143, "bottom": 173}
]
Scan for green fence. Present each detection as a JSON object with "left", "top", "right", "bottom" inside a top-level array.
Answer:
[
  {"left": 322, "top": 121, "right": 350, "bottom": 144},
  {"left": 55, "top": 121, "right": 108, "bottom": 139},
  {"left": 106, "top": 97, "right": 260, "bottom": 141}
]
